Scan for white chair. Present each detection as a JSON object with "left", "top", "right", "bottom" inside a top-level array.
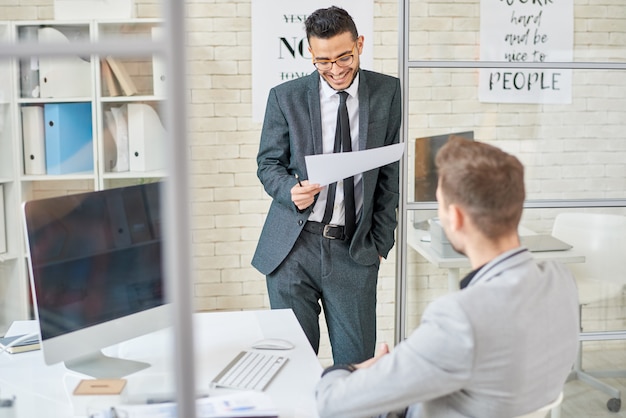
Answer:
[
  {"left": 552, "top": 212, "right": 626, "bottom": 413},
  {"left": 515, "top": 391, "right": 563, "bottom": 418}
]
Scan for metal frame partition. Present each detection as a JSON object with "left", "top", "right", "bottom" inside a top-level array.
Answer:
[
  {"left": 0, "top": 1, "right": 197, "bottom": 416},
  {"left": 395, "top": 0, "right": 626, "bottom": 343}
]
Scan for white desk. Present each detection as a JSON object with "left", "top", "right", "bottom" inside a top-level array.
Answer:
[
  {"left": 407, "top": 227, "right": 586, "bottom": 291},
  {"left": 0, "top": 309, "right": 323, "bottom": 418}
]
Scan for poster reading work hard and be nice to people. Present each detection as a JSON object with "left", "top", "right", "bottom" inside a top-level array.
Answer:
[{"left": 479, "top": 0, "right": 573, "bottom": 104}]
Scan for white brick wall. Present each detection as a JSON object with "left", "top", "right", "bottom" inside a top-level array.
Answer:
[
  {"left": 185, "top": 0, "right": 400, "bottom": 366},
  {"left": 5, "top": 0, "right": 626, "bottom": 367}
]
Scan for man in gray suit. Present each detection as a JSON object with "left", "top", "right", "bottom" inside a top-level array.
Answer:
[
  {"left": 252, "top": 7, "right": 401, "bottom": 364},
  {"left": 316, "top": 137, "right": 579, "bottom": 417}
]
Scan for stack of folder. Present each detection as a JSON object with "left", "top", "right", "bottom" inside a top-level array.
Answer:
[
  {"left": 0, "top": 334, "right": 40, "bottom": 354},
  {"left": 22, "top": 103, "right": 96, "bottom": 175},
  {"left": 101, "top": 57, "right": 138, "bottom": 97},
  {"left": 104, "top": 103, "right": 166, "bottom": 173},
  {"left": 18, "top": 26, "right": 166, "bottom": 176}
]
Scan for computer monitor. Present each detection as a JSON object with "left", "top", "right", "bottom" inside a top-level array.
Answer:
[
  {"left": 23, "top": 182, "right": 171, "bottom": 379},
  {"left": 414, "top": 131, "right": 474, "bottom": 202}
]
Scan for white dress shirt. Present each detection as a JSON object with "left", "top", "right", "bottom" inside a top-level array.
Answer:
[{"left": 309, "top": 73, "right": 364, "bottom": 225}]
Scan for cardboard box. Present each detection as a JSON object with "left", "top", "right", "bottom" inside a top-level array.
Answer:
[{"left": 429, "top": 218, "right": 462, "bottom": 258}]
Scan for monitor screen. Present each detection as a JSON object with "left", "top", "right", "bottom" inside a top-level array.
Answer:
[
  {"left": 23, "top": 182, "right": 171, "bottom": 378},
  {"left": 414, "top": 131, "right": 474, "bottom": 202}
]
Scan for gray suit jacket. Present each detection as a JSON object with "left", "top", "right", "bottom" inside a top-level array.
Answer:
[
  {"left": 252, "top": 70, "right": 401, "bottom": 275},
  {"left": 316, "top": 249, "right": 580, "bottom": 418}
]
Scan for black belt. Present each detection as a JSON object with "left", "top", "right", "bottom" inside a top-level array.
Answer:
[{"left": 303, "top": 221, "right": 348, "bottom": 240}]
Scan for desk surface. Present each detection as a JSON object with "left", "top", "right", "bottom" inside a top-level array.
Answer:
[
  {"left": 0, "top": 309, "right": 322, "bottom": 418},
  {"left": 407, "top": 226, "right": 586, "bottom": 269}
]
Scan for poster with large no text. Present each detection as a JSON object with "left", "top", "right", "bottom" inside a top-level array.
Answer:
[
  {"left": 479, "top": 0, "right": 573, "bottom": 104},
  {"left": 251, "top": 1, "right": 373, "bottom": 122}
]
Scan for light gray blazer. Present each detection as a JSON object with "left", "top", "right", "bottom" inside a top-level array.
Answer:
[
  {"left": 252, "top": 70, "right": 401, "bottom": 275},
  {"left": 316, "top": 248, "right": 580, "bottom": 418}
]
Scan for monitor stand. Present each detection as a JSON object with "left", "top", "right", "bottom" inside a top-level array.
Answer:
[{"left": 65, "top": 351, "right": 150, "bottom": 379}]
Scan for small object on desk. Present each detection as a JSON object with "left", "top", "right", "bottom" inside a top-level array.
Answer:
[
  {"left": 146, "top": 393, "right": 209, "bottom": 404},
  {"left": 520, "top": 234, "right": 572, "bottom": 252},
  {"left": 252, "top": 338, "right": 294, "bottom": 350},
  {"left": 0, "top": 396, "right": 15, "bottom": 408},
  {"left": 74, "top": 380, "right": 127, "bottom": 417},
  {"left": 0, "top": 395, "right": 16, "bottom": 418},
  {"left": 429, "top": 217, "right": 463, "bottom": 258},
  {"left": 0, "top": 334, "right": 40, "bottom": 354},
  {"left": 93, "top": 391, "right": 278, "bottom": 418},
  {"left": 74, "top": 379, "right": 127, "bottom": 396}
]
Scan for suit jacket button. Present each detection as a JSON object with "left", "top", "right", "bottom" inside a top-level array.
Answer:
[{"left": 298, "top": 220, "right": 303, "bottom": 225}]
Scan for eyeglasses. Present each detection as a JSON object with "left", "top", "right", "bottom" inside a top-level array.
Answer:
[{"left": 312, "top": 45, "right": 356, "bottom": 71}]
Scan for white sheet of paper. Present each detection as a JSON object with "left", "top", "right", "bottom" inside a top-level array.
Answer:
[
  {"left": 6, "top": 320, "right": 38, "bottom": 338},
  {"left": 305, "top": 142, "right": 405, "bottom": 186}
]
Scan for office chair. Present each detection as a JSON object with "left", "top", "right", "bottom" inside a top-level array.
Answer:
[
  {"left": 515, "top": 391, "right": 563, "bottom": 418},
  {"left": 552, "top": 212, "right": 626, "bottom": 413}
]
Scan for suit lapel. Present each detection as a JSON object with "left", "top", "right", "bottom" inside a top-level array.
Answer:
[
  {"left": 357, "top": 70, "right": 370, "bottom": 152},
  {"left": 307, "top": 72, "right": 324, "bottom": 156}
]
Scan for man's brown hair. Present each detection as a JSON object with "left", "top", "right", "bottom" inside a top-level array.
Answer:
[{"left": 435, "top": 136, "right": 525, "bottom": 238}]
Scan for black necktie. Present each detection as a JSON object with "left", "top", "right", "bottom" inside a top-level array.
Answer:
[{"left": 321, "top": 91, "right": 356, "bottom": 239}]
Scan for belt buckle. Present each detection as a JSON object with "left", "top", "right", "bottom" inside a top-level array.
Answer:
[{"left": 323, "top": 224, "right": 339, "bottom": 239}]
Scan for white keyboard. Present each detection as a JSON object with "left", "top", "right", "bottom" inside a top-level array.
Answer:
[{"left": 211, "top": 350, "right": 288, "bottom": 391}]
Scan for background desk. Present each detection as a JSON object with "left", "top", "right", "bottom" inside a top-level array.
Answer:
[
  {"left": 407, "top": 227, "right": 586, "bottom": 291},
  {"left": 0, "top": 309, "right": 323, "bottom": 417}
]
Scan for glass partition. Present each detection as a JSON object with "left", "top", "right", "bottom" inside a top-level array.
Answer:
[
  {"left": 400, "top": 0, "right": 626, "bottom": 412},
  {"left": 406, "top": 67, "right": 626, "bottom": 203},
  {"left": 404, "top": 207, "right": 626, "bottom": 337},
  {"left": 408, "top": 0, "right": 626, "bottom": 63}
]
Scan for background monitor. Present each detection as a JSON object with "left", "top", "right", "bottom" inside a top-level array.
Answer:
[
  {"left": 23, "top": 181, "right": 171, "bottom": 379},
  {"left": 414, "top": 131, "right": 474, "bottom": 202}
]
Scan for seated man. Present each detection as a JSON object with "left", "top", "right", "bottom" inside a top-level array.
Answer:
[{"left": 316, "top": 137, "right": 579, "bottom": 418}]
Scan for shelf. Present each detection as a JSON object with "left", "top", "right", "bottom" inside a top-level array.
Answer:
[
  {"left": 0, "top": 18, "right": 166, "bottom": 331},
  {"left": 100, "top": 95, "right": 163, "bottom": 103},
  {"left": 102, "top": 169, "right": 166, "bottom": 179}
]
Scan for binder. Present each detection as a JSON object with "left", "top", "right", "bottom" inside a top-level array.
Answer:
[
  {"left": 19, "top": 26, "right": 40, "bottom": 98},
  {"left": 38, "top": 27, "right": 91, "bottom": 98},
  {"left": 127, "top": 103, "right": 165, "bottom": 172},
  {"left": 0, "top": 184, "right": 6, "bottom": 253},
  {"left": 102, "top": 110, "right": 117, "bottom": 172},
  {"left": 101, "top": 60, "right": 121, "bottom": 97},
  {"left": 21, "top": 105, "right": 46, "bottom": 175},
  {"left": 105, "top": 56, "right": 138, "bottom": 96},
  {"left": 151, "top": 27, "right": 166, "bottom": 97},
  {"left": 108, "top": 105, "right": 130, "bottom": 172},
  {"left": 44, "top": 102, "right": 94, "bottom": 174}
]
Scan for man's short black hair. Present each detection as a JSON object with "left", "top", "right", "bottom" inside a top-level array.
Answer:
[{"left": 305, "top": 6, "right": 359, "bottom": 42}]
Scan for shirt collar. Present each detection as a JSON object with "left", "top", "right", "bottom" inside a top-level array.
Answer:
[
  {"left": 460, "top": 264, "right": 485, "bottom": 289},
  {"left": 463, "top": 247, "right": 530, "bottom": 289},
  {"left": 320, "top": 71, "right": 360, "bottom": 100}
]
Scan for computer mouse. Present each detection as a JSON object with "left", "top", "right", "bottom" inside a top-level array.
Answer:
[{"left": 251, "top": 338, "right": 295, "bottom": 350}]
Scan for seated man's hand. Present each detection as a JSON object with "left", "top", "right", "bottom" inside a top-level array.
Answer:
[{"left": 355, "top": 342, "right": 390, "bottom": 369}]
